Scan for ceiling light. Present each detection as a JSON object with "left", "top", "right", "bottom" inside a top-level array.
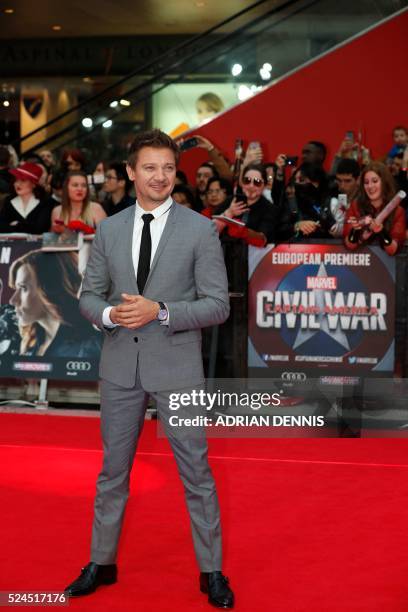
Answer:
[
  {"left": 109, "top": 100, "right": 118, "bottom": 108},
  {"left": 4, "top": 8, "right": 14, "bottom": 14},
  {"left": 259, "top": 67, "right": 271, "bottom": 80},
  {"left": 102, "top": 119, "right": 112, "bottom": 128},
  {"left": 231, "top": 63, "right": 243, "bottom": 77},
  {"left": 82, "top": 117, "right": 93, "bottom": 128},
  {"left": 237, "top": 85, "right": 253, "bottom": 102},
  {"left": 52, "top": 25, "right": 62, "bottom": 31},
  {"left": 3, "top": 100, "right": 10, "bottom": 107},
  {"left": 119, "top": 99, "right": 131, "bottom": 106}
]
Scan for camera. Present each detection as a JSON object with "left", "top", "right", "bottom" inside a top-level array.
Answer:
[
  {"left": 179, "top": 137, "right": 199, "bottom": 152},
  {"left": 234, "top": 186, "right": 248, "bottom": 204},
  {"left": 285, "top": 155, "right": 298, "bottom": 167}
]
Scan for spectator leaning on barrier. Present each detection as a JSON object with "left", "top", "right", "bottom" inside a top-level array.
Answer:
[
  {"left": 51, "top": 171, "right": 106, "bottom": 232},
  {"left": 329, "top": 158, "right": 361, "bottom": 237},
  {"left": 278, "top": 162, "right": 332, "bottom": 241},
  {"left": 201, "top": 177, "right": 232, "bottom": 219},
  {"left": 343, "top": 161, "right": 406, "bottom": 256},
  {"left": 20, "top": 153, "right": 50, "bottom": 194},
  {"left": 0, "top": 162, "right": 52, "bottom": 235},
  {"left": 215, "top": 163, "right": 279, "bottom": 247},
  {"left": 194, "top": 162, "right": 218, "bottom": 212},
  {"left": 177, "top": 134, "right": 232, "bottom": 211},
  {"left": 102, "top": 162, "right": 134, "bottom": 217}
]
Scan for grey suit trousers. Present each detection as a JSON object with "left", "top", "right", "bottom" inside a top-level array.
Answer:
[{"left": 90, "top": 370, "right": 222, "bottom": 572}]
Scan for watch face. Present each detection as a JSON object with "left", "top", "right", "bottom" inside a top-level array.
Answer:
[{"left": 158, "top": 308, "right": 167, "bottom": 321}]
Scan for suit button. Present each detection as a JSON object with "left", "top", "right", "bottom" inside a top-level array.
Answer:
[{"left": 134, "top": 337, "right": 138, "bottom": 343}]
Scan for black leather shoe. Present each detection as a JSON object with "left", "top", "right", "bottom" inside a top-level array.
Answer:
[
  {"left": 64, "top": 562, "right": 117, "bottom": 597},
  {"left": 200, "top": 571, "right": 234, "bottom": 608}
]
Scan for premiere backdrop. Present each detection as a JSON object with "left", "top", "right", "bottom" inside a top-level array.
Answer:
[{"left": 248, "top": 243, "right": 396, "bottom": 387}]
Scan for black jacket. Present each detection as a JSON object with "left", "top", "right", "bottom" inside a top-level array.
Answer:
[{"left": 0, "top": 196, "right": 52, "bottom": 234}]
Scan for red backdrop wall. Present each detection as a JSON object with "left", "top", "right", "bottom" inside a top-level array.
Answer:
[{"left": 178, "top": 10, "right": 408, "bottom": 181}]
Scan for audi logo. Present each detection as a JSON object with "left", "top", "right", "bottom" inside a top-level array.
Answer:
[
  {"left": 66, "top": 361, "right": 91, "bottom": 372},
  {"left": 281, "top": 372, "right": 306, "bottom": 382}
]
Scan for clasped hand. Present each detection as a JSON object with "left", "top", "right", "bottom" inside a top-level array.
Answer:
[
  {"left": 110, "top": 294, "right": 159, "bottom": 329},
  {"left": 348, "top": 216, "right": 383, "bottom": 233}
]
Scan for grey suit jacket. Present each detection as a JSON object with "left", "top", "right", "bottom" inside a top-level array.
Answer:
[{"left": 79, "top": 202, "right": 230, "bottom": 391}]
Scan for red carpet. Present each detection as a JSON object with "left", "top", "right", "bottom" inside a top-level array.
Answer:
[{"left": 1, "top": 413, "right": 408, "bottom": 611}]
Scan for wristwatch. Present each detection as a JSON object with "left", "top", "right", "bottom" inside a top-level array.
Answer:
[{"left": 157, "top": 301, "right": 168, "bottom": 322}]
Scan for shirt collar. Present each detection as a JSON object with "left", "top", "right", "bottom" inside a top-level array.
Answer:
[
  {"left": 10, "top": 195, "right": 40, "bottom": 218},
  {"left": 135, "top": 196, "right": 173, "bottom": 221}
]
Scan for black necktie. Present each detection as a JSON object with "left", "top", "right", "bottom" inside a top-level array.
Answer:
[{"left": 137, "top": 213, "right": 154, "bottom": 294}]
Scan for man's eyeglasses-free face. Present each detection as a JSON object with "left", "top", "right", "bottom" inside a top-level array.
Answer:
[
  {"left": 242, "top": 176, "right": 264, "bottom": 186},
  {"left": 207, "top": 188, "right": 226, "bottom": 195}
]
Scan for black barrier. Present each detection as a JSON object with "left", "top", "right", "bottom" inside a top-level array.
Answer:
[{"left": 1, "top": 236, "right": 407, "bottom": 390}]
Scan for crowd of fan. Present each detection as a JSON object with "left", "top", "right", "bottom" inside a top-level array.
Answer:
[{"left": 0, "top": 124, "right": 407, "bottom": 256}]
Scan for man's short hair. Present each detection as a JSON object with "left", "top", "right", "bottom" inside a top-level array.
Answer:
[
  {"left": 128, "top": 129, "right": 180, "bottom": 168},
  {"left": 197, "top": 162, "right": 218, "bottom": 178},
  {"left": 393, "top": 125, "right": 408, "bottom": 134},
  {"left": 308, "top": 140, "right": 327, "bottom": 161},
  {"left": 336, "top": 158, "right": 361, "bottom": 179},
  {"left": 172, "top": 184, "right": 196, "bottom": 207},
  {"left": 108, "top": 162, "right": 133, "bottom": 193},
  {"left": 176, "top": 169, "right": 188, "bottom": 184}
]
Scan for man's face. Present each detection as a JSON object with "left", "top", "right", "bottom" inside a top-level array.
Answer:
[
  {"left": 127, "top": 146, "right": 176, "bottom": 207},
  {"left": 301, "top": 144, "right": 322, "bottom": 165},
  {"left": 389, "top": 157, "right": 403, "bottom": 176},
  {"left": 104, "top": 169, "right": 122, "bottom": 194},
  {"left": 335, "top": 173, "right": 359, "bottom": 197},
  {"left": 39, "top": 150, "right": 55, "bottom": 167},
  {"left": 196, "top": 166, "right": 214, "bottom": 193},
  {"left": 393, "top": 129, "right": 408, "bottom": 146}
]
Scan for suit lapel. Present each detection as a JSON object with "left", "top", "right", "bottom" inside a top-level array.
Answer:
[
  {"left": 144, "top": 201, "right": 177, "bottom": 292},
  {"left": 123, "top": 205, "right": 139, "bottom": 294}
]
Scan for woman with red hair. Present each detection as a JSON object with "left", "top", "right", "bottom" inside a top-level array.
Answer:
[{"left": 343, "top": 161, "right": 405, "bottom": 256}]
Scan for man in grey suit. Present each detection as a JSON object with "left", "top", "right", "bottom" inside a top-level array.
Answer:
[{"left": 65, "top": 130, "right": 234, "bottom": 608}]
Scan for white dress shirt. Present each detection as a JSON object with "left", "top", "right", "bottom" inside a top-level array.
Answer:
[{"left": 102, "top": 197, "right": 173, "bottom": 327}]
